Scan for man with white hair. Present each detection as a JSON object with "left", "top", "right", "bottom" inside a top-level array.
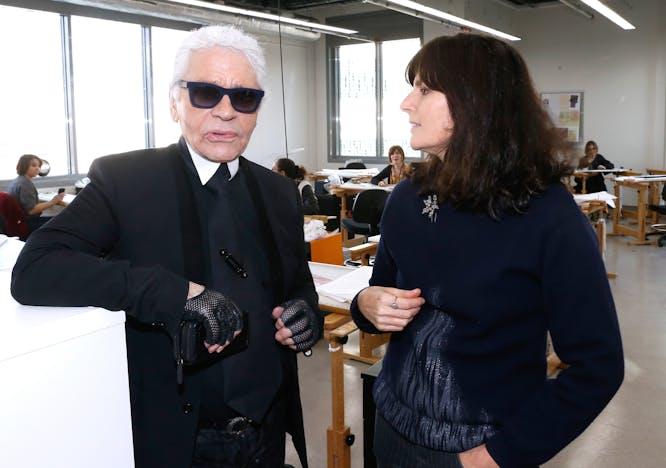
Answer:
[{"left": 12, "top": 25, "right": 321, "bottom": 467}]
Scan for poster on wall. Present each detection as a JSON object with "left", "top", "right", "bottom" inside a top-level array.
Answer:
[{"left": 540, "top": 91, "right": 583, "bottom": 143}]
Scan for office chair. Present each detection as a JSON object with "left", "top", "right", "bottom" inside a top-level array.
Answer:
[
  {"left": 344, "top": 162, "right": 366, "bottom": 169},
  {"left": 341, "top": 189, "right": 389, "bottom": 239},
  {"left": 0, "top": 192, "right": 29, "bottom": 240}
]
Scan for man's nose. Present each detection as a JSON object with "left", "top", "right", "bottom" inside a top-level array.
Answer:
[{"left": 211, "top": 95, "right": 235, "bottom": 119}]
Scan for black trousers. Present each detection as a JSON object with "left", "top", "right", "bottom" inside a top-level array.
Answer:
[
  {"left": 374, "top": 413, "right": 463, "bottom": 468},
  {"left": 192, "top": 395, "right": 286, "bottom": 468}
]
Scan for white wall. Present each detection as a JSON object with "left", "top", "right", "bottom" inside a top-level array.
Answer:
[
  {"left": 513, "top": 0, "right": 666, "bottom": 172},
  {"left": 244, "top": 36, "right": 318, "bottom": 172},
  {"left": 312, "top": 0, "right": 666, "bottom": 180}
]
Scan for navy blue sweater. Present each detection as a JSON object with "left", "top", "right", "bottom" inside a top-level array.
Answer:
[{"left": 351, "top": 181, "right": 623, "bottom": 467}]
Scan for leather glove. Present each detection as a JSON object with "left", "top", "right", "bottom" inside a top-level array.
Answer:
[
  {"left": 280, "top": 299, "right": 319, "bottom": 352},
  {"left": 183, "top": 288, "right": 244, "bottom": 345}
]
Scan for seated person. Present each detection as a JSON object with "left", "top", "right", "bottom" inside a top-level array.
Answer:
[
  {"left": 371, "top": 145, "right": 410, "bottom": 186},
  {"left": 272, "top": 158, "right": 319, "bottom": 214},
  {"left": 7, "top": 154, "right": 64, "bottom": 233},
  {"left": 575, "top": 140, "right": 615, "bottom": 193}
]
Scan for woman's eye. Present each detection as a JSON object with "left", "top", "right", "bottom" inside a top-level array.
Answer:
[{"left": 419, "top": 87, "right": 430, "bottom": 95}]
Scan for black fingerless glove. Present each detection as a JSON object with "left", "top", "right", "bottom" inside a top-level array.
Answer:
[
  {"left": 280, "top": 299, "right": 320, "bottom": 352},
  {"left": 183, "top": 289, "right": 244, "bottom": 345}
]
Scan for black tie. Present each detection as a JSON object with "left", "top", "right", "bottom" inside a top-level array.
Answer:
[{"left": 204, "top": 163, "right": 231, "bottom": 194}]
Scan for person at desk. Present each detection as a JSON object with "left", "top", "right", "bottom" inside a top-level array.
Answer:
[
  {"left": 12, "top": 25, "right": 322, "bottom": 468},
  {"left": 273, "top": 158, "right": 319, "bottom": 215},
  {"left": 575, "top": 140, "right": 615, "bottom": 193},
  {"left": 350, "top": 34, "right": 623, "bottom": 468},
  {"left": 371, "top": 145, "right": 409, "bottom": 186},
  {"left": 7, "top": 154, "right": 65, "bottom": 233}
]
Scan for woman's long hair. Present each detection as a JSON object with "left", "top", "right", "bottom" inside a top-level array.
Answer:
[{"left": 408, "top": 34, "right": 573, "bottom": 218}]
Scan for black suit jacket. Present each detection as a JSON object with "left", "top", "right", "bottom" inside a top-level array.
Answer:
[{"left": 11, "top": 143, "right": 320, "bottom": 468}]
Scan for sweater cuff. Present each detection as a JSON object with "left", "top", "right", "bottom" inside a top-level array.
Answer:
[
  {"left": 350, "top": 289, "right": 381, "bottom": 334},
  {"left": 485, "top": 433, "right": 530, "bottom": 468}
]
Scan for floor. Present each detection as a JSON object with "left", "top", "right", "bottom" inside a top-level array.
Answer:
[{"left": 285, "top": 234, "right": 666, "bottom": 468}]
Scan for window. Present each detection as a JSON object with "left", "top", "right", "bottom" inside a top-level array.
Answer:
[
  {"left": 71, "top": 16, "right": 145, "bottom": 173},
  {"left": 338, "top": 42, "right": 376, "bottom": 157},
  {"left": 327, "top": 11, "right": 422, "bottom": 163},
  {"left": 151, "top": 27, "right": 189, "bottom": 148},
  {"left": 381, "top": 39, "right": 421, "bottom": 159},
  {"left": 0, "top": 5, "right": 68, "bottom": 179},
  {"left": 0, "top": 2, "right": 193, "bottom": 185}
]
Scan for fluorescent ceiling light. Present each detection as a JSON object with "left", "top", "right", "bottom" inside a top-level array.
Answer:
[
  {"left": 166, "top": 0, "right": 358, "bottom": 35},
  {"left": 579, "top": 0, "right": 635, "bottom": 30},
  {"left": 367, "top": 0, "right": 520, "bottom": 41}
]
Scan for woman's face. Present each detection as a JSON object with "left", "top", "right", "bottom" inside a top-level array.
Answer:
[
  {"left": 389, "top": 151, "right": 404, "bottom": 167},
  {"left": 585, "top": 144, "right": 598, "bottom": 158},
  {"left": 400, "top": 74, "right": 453, "bottom": 158},
  {"left": 26, "top": 158, "right": 41, "bottom": 178}
]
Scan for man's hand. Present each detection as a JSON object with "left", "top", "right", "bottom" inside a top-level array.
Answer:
[
  {"left": 356, "top": 286, "right": 424, "bottom": 331},
  {"left": 184, "top": 282, "right": 243, "bottom": 353},
  {"left": 272, "top": 299, "right": 320, "bottom": 352},
  {"left": 458, "top": 444, "right": 499, "bottom": 468}
]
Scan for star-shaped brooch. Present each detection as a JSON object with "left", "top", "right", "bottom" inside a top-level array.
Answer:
[{"left": 422, "top": 194, "right": 439, "bottom": 223}]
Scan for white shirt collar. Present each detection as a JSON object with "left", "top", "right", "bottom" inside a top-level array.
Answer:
[{"left": 185, "top": 141, "right": 239, "bottom": 185}]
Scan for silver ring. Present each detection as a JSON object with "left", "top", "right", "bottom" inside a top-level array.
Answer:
[{"left": 390, "top": 297, "right": 398, "bottom": 309}]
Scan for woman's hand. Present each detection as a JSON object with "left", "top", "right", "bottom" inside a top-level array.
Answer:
[
  {"left": 357, "top": 286, "right": 424, "bottom": 331},
  {"left": 458, "top": 444, "right": 499, "bottom": 468},
  {"left": 378, "top": 180, "right": 387, "bottom": 187},
  {"left": 51, "top": 192, "right": 65, "bottom": 206}
]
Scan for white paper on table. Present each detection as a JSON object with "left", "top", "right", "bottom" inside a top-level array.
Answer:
[
  {"left": 367, "top": 235, "right": 381, "bottom": 243},
  {"left": 317, "top": 265, "right": 373, "bottom": 303},
  {"left": 317, "top": 168, "right": 379, "bottom": 178},
  {"left": 615, "top": 175, "right": 666, "bottom": 183},
  {"left": 338, "top": 182, "right": 394, "bottom": 192},
  {"left": 573, "top": 191, "right": 617, "bottom": 209}
]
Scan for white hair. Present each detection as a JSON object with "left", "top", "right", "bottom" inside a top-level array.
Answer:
[{"left": 170, "top": 25, "right": 266, "bottom": 99}]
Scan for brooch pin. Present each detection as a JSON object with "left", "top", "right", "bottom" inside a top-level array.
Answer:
[{"left": 422, "top": 194, "right": 439, "bottom": 223}]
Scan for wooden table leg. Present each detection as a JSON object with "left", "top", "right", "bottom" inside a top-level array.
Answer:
[
  {"left": 612, "top": 183, "right": 621, "bottom": 234},
  {"left": 326, "top": 325, "right": 356, "bottom": 468},
  {"left": 635, "top": 185, "right": 647, "bottom": 243}
]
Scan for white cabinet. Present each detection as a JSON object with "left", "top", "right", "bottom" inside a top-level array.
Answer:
[{"left": 0, "top": 237, "right": 134, "bottom": 467}]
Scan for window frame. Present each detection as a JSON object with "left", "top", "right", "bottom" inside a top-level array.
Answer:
[
  {"left": 0, "top": 0, "right": 195, "bottom": 187},
  {"left": 326, "top": 11, "right": 422, "bottom": 164}
]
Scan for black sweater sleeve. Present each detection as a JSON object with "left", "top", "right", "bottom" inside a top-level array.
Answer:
[
  {"left": 590, "top": 154, "right": 614, "bottom": 170},
  {"left": 486, "top": 211, "right": 624, "bottom": 466},
  {"left": 371, "top": 165, "right": 391, "bottom": 185},
  {"left": 350, "top": 224, "right": 397, "bottom": 334}
]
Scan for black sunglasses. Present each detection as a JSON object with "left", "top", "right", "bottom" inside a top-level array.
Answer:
[{"left": 177, "top": 80, "right": 264, "bottom": 114}]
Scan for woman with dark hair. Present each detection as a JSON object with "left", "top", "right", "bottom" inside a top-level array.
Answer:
[
  {"left": 371, "top": 145, "right": 410, "bottom": 186},
  {"left": 574, "top": 140, "right": 615, "bottom": 193},
  {"left": 7, "top": 154, "right": 64, "bottom": 232},
  {"left": 272, "top": 158, "right": 319, "bottom": 215},
  {"left": 351, "top": 34, "right": 623, "bottom": 467}
]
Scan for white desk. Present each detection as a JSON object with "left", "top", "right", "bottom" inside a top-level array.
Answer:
[
  {"left": 38, "top": 192, "right": 76, "bottom": 217},
  {"left": 0, "top": 237, "right": 134, "bottom": 467}
]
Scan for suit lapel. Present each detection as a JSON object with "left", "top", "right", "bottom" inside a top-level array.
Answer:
[
  {"left": 169, "top": 141, "right": 206, "bottom": 284},
  {"left": 239, "top": 157, "right": 285, "bottom": 304}
]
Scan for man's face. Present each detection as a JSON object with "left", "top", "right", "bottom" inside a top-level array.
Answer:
[{"left": 170, "top": 47, "right": 260, "bottom": 162}]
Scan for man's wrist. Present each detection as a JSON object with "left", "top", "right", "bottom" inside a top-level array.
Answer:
[{"left": 187, "top": 282, "right": 205, "bottom": 300}]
